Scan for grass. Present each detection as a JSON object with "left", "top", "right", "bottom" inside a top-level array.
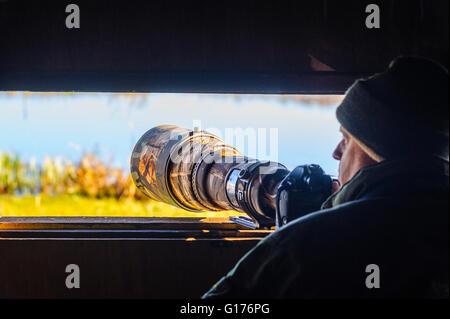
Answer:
[
  {"left": 0, "top": 194, "right": 242, "bottom": 218},
  {"left": 0, "top": 152, "right": 243, "bottom": 218}
]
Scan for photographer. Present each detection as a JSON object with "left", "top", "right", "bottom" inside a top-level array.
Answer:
[{"left": 202, "top": 57, "right": 449, "bottom": 299}]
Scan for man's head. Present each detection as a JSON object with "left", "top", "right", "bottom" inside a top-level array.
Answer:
[
  {"left": 332, "top": 127, "right": 378, "bottom": 186},
  {"left": 333, "top": 56, "right": 449, "bottom": 187}
]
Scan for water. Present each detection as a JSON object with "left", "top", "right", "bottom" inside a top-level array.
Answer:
[{"left": 0, "top": 93, "right": 342, "bottom": 175}]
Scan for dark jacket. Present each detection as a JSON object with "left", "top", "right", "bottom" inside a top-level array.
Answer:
[{"left": 203, "top": 158, "right": 449, "bottom": 298}]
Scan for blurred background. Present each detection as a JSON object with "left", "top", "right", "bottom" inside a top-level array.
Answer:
[{"left": 0, "top": 92, "right": 342, "bottom": 217}]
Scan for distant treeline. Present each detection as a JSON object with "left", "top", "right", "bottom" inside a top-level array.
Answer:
[{"left": 0, "top": 92, "right": 342, "bottom": 107}]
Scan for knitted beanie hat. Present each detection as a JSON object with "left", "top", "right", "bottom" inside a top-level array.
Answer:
[{"left": 336, "top": 56, "right": 449, "bottom": 162}]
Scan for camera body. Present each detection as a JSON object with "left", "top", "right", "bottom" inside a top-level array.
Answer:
[{"left": 275, "top": 165, "right": 334, "bottom": 228}]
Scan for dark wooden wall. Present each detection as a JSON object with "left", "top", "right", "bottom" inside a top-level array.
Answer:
[
  {"left": 0, "top": 238, "right": 257, "bottom": 298},
  {"left": 0, "top": 217, "right": 267, "bottom": 298},
  {"left": 0, "top": 0, "right": 448, "bottom": 93}
]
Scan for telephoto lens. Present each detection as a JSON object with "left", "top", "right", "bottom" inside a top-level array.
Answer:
[
  {"left": 130, "top": 125, "right": 290, "bottom": 228},
  {"left": 131, "top": 125, "right": 335, "bottom": 229}
]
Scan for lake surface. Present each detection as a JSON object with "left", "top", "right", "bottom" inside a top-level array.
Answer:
[{"left": 0, "top": 93, "right": 342, "bottom": 175}]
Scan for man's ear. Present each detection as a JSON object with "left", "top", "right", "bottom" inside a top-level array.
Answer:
[{"left": 342, "top": 127, "right": 384, "bottom": 163}]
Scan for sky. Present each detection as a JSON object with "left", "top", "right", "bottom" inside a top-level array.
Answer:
[{"left": 0, "top": 93, "right": 342, "bottom": 175}]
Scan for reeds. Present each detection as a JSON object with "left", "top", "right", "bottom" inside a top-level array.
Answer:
[{"left": 0, "top": 151, "right": 146, "bottom": 200}]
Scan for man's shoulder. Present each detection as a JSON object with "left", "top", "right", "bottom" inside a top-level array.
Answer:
[
  {"left": 204, "top": 195, "right": 448, "bottom": 298},
  {"left": 270, "top": 198, "right": 385, "bottom": 246},
  {"left": 269, "top": 194, "right": 448, "bottom": 254}
]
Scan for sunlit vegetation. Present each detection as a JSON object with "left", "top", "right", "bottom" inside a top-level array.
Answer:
[
  {"left": 0, "top": 194, "right": 241, "bottom": 217},
  {"left": 0, "top": 152, "right": 240, "bottom": 218},
  {"left": 0, "top": 152, "right": 142, "bottom": 199}
]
